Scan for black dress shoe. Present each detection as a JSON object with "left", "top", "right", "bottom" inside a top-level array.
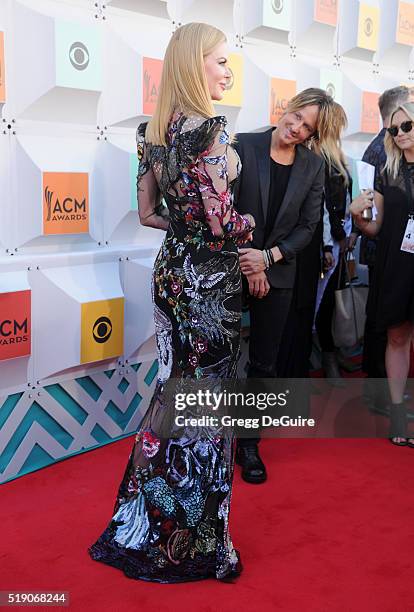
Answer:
[{"left": 236, "top": 446, "right": 267, "bottom": 484}]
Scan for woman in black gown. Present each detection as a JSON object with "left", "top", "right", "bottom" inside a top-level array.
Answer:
[
  {"left": 351, "top": 102, "right": 414, "bottom": 446},
  {"left": 88, "top": 23, "right": 254, "bottom": 582}
]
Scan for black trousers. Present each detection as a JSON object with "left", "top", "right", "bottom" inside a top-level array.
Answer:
[
  {"left": 238, "top": 286, "right": 293, "bottom": 449},
  {"left": 315, "top": 261, "right": 343, "bottom": 352},
  {"left": 362, "top": 266, "right": 387, "bottom": 379}
]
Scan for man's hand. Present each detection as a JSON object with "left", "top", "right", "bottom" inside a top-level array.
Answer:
[
  {"left": 239, "top": 248, "right": 266, "bottom": 275},
  {"left": 247, "top": 271, "right": 270, "bottom": 299}
]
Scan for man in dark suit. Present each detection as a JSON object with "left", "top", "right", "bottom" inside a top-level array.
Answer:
[{"left": 233, "top": 88, "right": 333, "bottom": 483}]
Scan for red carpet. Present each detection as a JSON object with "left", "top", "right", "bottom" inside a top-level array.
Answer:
[{"left": 2, "top": 437, "right": 414, "bottom": 611}]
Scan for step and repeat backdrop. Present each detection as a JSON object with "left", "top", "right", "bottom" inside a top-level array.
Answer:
[{"left": 0, "top": 0, "right": 413, "bottom": 483}]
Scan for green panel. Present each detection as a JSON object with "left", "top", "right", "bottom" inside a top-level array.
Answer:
[
  {"left": 262, "top": 0, "right": 291, "bottom": 31},
  {"left": 130, "top": 153, "right": 139, "bottom": 211},
  {"left": 319, "top": 68, "right": 343, "bottom": 104},
  {"left": 55, "top": 20, "right": 102, "bottom": 91}
]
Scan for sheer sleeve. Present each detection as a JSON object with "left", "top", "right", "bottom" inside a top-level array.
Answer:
[
  {"left": 187, "top": 119, "right": 254, "bottom": 242},
  {"left": 136, "top": 124, "right": 165, "bottom": 227},
  {"left": 374, "top": 164, "right": 384, "bottom": 195}
]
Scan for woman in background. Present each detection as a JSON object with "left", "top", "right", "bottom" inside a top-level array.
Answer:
[
  {"left": 314, "top": 102, "right": 357, "bottom": 384},
  {"left": 89, "top": 22, "right": 254, "bottom": 582},
  {"left": 351, "top": 102, "right": 414, "bottom": 446}
]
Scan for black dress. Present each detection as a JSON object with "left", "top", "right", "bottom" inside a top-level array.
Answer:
[
  {"left": 368, "top": 160, "right": 414, "bottom": 331},
  {"left": 88, "top": 113, "right": 254, "bottom": 583}
]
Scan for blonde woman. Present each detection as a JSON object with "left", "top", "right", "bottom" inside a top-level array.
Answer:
[
  {"left": 315, "top": 102, "right": 358, "bottom": 383},
  {"left": 89, "top": 23, "right": 254, "bottom": 582},
  {"left": 351, "top": 102, "right": 414, "bottom": 446}
]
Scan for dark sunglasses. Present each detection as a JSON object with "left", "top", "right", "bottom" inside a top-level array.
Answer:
[{"left": 387, "top": 120, "right": 413, "bottom": 137}]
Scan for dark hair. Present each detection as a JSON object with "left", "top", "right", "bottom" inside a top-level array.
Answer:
[{"left": 378, "top": 86, "right": 412, "bottom": 122}]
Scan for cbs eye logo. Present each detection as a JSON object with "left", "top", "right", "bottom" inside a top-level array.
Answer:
[
  {"left": 225, "top": 67, "right": 234, "bottom": 91},
  {"left": 271, "top": 0, "right": 284, "bottom": 14},
  {"left": 92, "top": 316, "right": 112, "bottom": 344},
  {"left": 69, "top": 41, "right": 90, "bottom": 71},
  {"left": 326, "top": 82, "right": 336, "bottom": 99},
  {"left": 364, "top": 17, "right": 373, "bottom": 37}
]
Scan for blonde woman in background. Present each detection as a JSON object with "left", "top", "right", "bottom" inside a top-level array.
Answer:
[
  {"left": 89, "top": 23, "right": 254, "bottom": 582},
  {"left": 314, "top": 102, "right": 358, "bottom": 384},
  {"left": 351, "top": 102, "right": 414, "bottom": 446}
]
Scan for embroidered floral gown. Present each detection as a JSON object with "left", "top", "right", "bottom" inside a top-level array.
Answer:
[{"left": 88, "top": 114, "right": 254, "bottom": 583}]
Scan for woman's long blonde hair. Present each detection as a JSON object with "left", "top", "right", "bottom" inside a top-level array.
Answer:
[
  {"left": 318, "top": 101, "right": 349, "bottom": 185},
  {"left": 145, "top": 23, "right": 226, "bottom": 146},
  {"left": 384, "top": 102, "right": 414, "bottom": 179}
]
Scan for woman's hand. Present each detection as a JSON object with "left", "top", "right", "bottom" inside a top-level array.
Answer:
[
  {"left": 323, "top": 251, "right": 335, "bottom": 271},
  {"left": 239, "top": 248, "right": 266, "bottom": 275},
  {"left": 350, "top": 191, "right": 374, "bottom": 222},
  {"left": 247, "top": 271, "right": 270, "bottom": 299}
]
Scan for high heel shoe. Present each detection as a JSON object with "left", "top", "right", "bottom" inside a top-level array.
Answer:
[{"left": 389, "top": 403, "right": 408, "bottom": 446}]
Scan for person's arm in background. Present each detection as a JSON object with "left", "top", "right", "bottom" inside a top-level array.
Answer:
[{"left": 322, "top": 200, "right": 335, "bottom": 271}]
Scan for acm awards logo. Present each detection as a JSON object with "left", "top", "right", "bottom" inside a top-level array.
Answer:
[
  {"left": 398, "top": 12, "right": 414, "bottom": 38},
  {"left": 43, "top": 172, "right": 89, "bottom": 235},
  {"left": 69, "top": 41, "right": 90, "bottom": 71},
  {"left": 271, "top": 0, "right": 284, "bottom": 14},
  {"left": 143, "top": 69, "right": 159, "bottom": 105},
  {"left": 364, "top": 17, "right": 374, "bottom": 37},
  {"left": 44, "top": 186, "right": 87, "bottom": 223},
  {"left": 270, "top": 89, "right": 289, "bottom": 117},
  {"left": 0, "top": 319, "right": 29, "bottom": 346},
  {"left": 142, "top": 57, "right": 163, "bottom": 115},
  {"left": 0, "top": 290, "right": 31, "bottom": 361}
]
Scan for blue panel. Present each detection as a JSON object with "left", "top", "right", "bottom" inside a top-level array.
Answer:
[
  {"left": 144, "top": 360, "right": 158, "bottom": 385},
  {"left": 0, "top": 393, "right": 23, "bottom": 428},
  {"left": 19, "top": 443, "right": 54, "bottom": 476},
  {"left": 105, "top": 393, "right": 142, "bottom": 430},
  {"left": 44, "top": 383, "right": 89, "bottom": 424},
  {"left": 75, "top": 376, "right": 103, "bottom": 402},
  {"left": 90, "top": 423, "right": 111, "bottom": 444},
  {"left": 118, "top": 377, "right": 130, "bottom": 394},
  {"left": 0, "top": 401, "right": 74, "bottom": 473}
]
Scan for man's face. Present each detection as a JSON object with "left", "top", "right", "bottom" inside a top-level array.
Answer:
[{"left": 276, "top": 104, "right": 319, "bottom": 146}]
